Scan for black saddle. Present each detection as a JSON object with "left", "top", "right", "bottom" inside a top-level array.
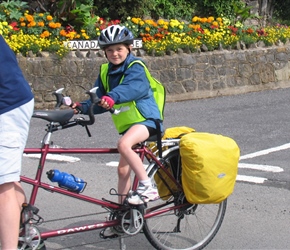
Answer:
[{"left": 32, "top": 109, "right": 74, "bottom": 124}]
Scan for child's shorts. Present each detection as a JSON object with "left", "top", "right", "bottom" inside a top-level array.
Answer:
[{"left": 0, "top": 99, "right": 34, "bottom": 184}]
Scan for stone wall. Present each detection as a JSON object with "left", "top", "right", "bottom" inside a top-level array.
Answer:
[{"left": 17, "top": 44, "right": 290, "bottom": 110}]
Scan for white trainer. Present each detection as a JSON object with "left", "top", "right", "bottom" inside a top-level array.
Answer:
[{"left": 128, "top": 184, "right": 159, "bottom": 205}]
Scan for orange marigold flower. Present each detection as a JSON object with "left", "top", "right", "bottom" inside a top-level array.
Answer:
[
  {"left": 19, "top": 17, "right": 25, "bottom": 22},
  {"left": 26, "top": 14, "right": 34, "bottom": 22},
  {"left": 46, "top": 15, "right": 53, "bottom": 21},
  {"left": 207, "top": 16, "right": 215, "bottom": 23},
  {"left": 38, "top": 21, "right": 45, "bottom": 27},
  {"left": 60, "top": 29, "right": 67, "bottom": 36},
  {"left": 55, "top": 22, "right": 62, "bottom": 28},
  {"left": 246, "top": 28, "right": 254, "bottom": 34},
  {"left": 40, "top": 31, "right": 50, "bottom": 38},
  {"left": 212, "top": 21, "right": 219, "bottom": 27},
  {"left": 48, "top": 22, "right": 56, "bottom": 28},
  {"left": 192, "top": 24, "right": 201, "bottom": 31},
  {"left": 20, "top": 22, "right": 26, "bottom": 27},
  {"left": 29, "top": 21, "right": 36, "bottom": 27}
]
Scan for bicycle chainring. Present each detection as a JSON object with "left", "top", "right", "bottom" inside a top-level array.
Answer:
[
  {"left": 18, "top": 225, "right": 41, "bottom": 250},
  {"left": 121, "top": 209, "right": 144, "bottom": 235}
]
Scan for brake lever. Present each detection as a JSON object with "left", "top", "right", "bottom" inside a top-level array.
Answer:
[
  {"left": 53, "top": 88, "right": 65, "bottom": 109},
  {"left": 87, "top": 87, "right": 120, "bottom": 115}
]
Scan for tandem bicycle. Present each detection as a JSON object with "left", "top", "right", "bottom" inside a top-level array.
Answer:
[{"left": 19, "top": 88, "right": 227, "bottom": 250}]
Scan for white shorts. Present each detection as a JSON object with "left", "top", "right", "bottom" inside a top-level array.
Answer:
[{"left": 0, "top": 99, "right": 34, "bottom": 184}]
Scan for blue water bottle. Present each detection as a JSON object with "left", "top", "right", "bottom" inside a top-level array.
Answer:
[{"left": 46, "top": 169, "right": 86, "bottom": 193}]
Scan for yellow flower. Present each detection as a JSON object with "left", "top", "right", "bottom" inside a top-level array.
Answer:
[
  {"left": 192, "top": 16, "right": 199, "bottom": 22},
  {"left": 216, "top": 17, "right": 222, "bottom": 22},
  {"left": 157, "top": 19, "right": 165, "bottom": 26},
  {"left": 131, "top": 17, "right": 139, "bottom": 24}
]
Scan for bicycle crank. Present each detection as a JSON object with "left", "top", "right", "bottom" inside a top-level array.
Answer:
[
  {"left": 18, "top": 225, "right": 41, "bottom": 250},
  {"left": 121, "top": 208, "right": 144, "bottom": 235}
]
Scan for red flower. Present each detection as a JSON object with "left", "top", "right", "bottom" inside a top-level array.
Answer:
[{"left": 10, "top": 21, "right": 19, "bottom": 31}]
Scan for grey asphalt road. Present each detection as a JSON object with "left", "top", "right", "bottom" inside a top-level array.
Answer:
[{"left": 22, "top": 87, "right": 290, "bottom": 249}]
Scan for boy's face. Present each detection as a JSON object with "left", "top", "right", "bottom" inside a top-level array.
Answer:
[{"left": 104, "top": 44, "right": 130, "bottom": 65}]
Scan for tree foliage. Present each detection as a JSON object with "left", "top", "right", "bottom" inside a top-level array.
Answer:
[
  {"left": 14, "top": 0, "right": 290, "bottom": 26},
  {"left": 272, "top": 0, "right": 290, "bottom": 24}
]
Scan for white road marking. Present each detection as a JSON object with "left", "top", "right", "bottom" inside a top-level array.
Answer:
[
  {"left": 106, "top": 161, "right": 148, "bottom": 168},
  {"left": 240, "top": 143, "right": 290, "bottom": 160},
  {"left": 236, "top": 175, "right": 267, "bottom": 184},
  {"left": 23, "top": 153, "right": 80, "bottom": 162},
  {"left": 106, "top": 161, "right": 119, "bottom": 167},
  {"left": 238, "top": 163, "right": 283, "bottom": 173}
]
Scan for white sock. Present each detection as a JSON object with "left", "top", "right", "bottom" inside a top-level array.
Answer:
[{"left": 139, "top": 179, "right": 151, "bottom": 187}]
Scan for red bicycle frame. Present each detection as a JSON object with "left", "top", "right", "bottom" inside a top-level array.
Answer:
[{"left": 22, "top": 143, "right": 179, "bottom": 240}]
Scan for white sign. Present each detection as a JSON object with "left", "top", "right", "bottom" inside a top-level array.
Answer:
[{"left": 64, "top": 39, "right": 143, "bottom": 50}]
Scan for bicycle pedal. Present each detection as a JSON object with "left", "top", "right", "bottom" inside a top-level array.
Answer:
[
  {"left": 99, "top": 228, "right": 120, "bottom": 239},
  {"left": 21, "top": 204, "right": 43, "bottom": 226}
]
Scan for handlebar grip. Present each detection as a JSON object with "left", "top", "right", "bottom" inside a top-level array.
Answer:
[{"left": 109, "top": 107, "right": 115, "bottom": 114}]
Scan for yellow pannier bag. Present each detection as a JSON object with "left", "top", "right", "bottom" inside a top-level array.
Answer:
[
  {"left": 162, "top": 126, "right": 195, "bottom": 139},
  {"left": 153, "top": 126, "right": 195, "bottom": 200},
  {"left": 180, "top": 132, "right": 240, "bottom": 204}
]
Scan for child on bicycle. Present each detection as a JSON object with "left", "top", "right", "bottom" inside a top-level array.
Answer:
[{"left": 72, "top": 25, "right": 163, "bottom": 206}]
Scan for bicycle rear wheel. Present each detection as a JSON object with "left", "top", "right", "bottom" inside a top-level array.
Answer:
[{"left": 143, "top": 148, "right": 227, "bottom": 250}]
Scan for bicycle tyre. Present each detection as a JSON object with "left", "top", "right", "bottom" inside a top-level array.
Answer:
[{"left": 143, "top": 148, "right": 227, "bottom": 250}]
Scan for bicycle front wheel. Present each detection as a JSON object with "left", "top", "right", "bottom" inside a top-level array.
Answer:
[{"left": 143, "top": 149, "right": 227, "bottom": 250}]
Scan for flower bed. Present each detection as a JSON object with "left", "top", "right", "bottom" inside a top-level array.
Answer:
[{"left": 1, "top": 10, "right": 290, "bottom": 58}]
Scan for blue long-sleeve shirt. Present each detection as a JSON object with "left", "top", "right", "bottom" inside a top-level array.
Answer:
[
  {"left": 0, "top": 35, "right": 33, "bottom": 114},
  {"left": 81, "top": 53, "right": 163, "bottom": 132}
]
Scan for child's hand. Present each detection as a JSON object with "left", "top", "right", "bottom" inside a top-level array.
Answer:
[
  {"left": 71, "top": 102, "right": 83, "bottom": 114},
  {"left": 100, "top": 96, "right": 115, "bottom": 110}
]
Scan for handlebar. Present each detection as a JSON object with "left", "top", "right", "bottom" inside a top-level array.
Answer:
[{"left": 49, "top": 87, "right": 120, "bottom": 136}]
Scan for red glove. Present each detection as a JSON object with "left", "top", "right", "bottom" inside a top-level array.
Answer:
[{"left": 101, "top": 96, "right": 115, "bottom": 108}]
